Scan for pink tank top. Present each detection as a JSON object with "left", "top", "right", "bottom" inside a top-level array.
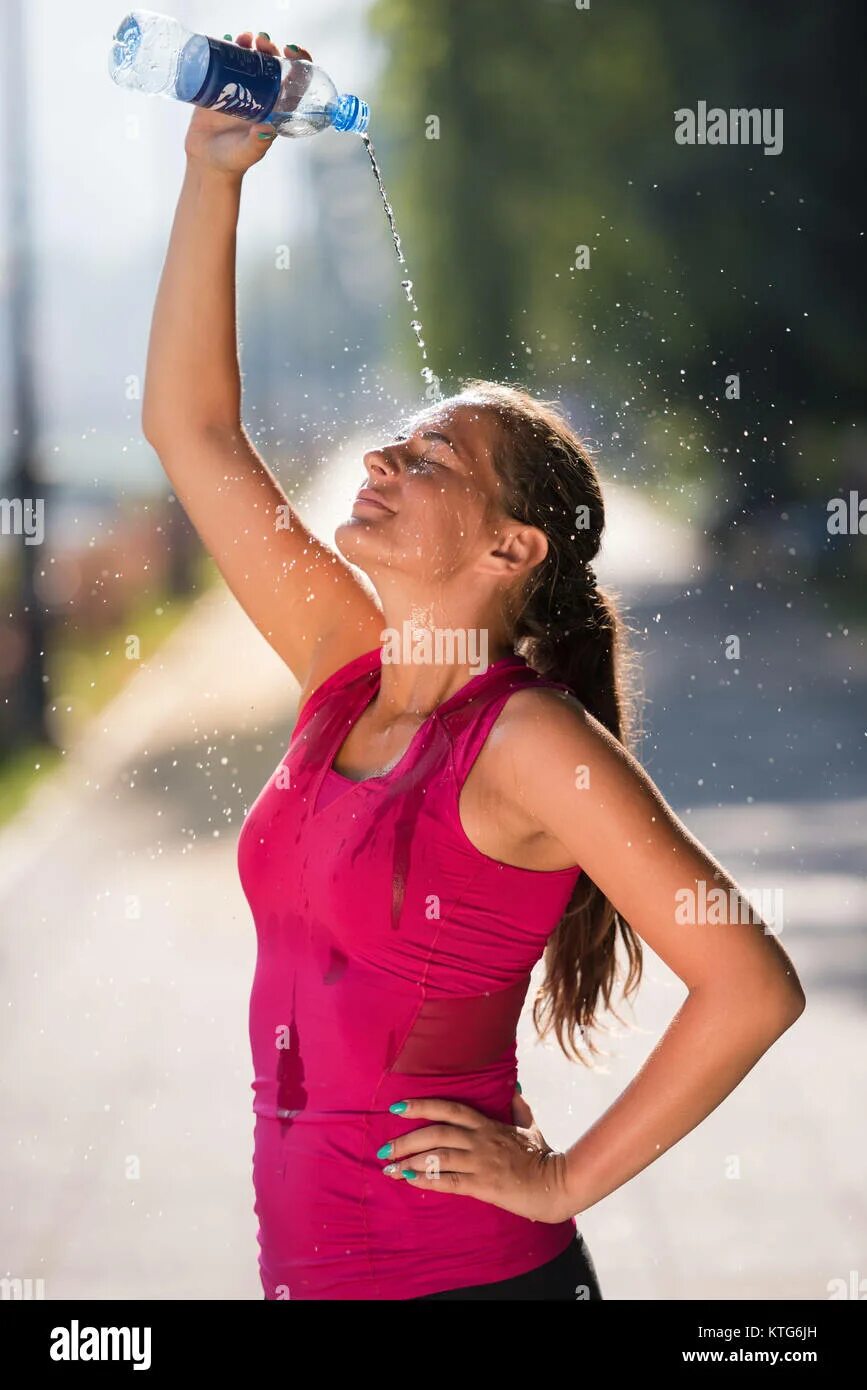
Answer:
[{"left": 237, "top": 645, "right": 582, "bottom": 1299}]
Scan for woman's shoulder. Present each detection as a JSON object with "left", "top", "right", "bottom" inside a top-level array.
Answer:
[
  {"left": 485, "top": 679, "right": 587, "bottom": 751},
  {"left": 475, "top": 678, "right": 625, "bottom": 791},
  {"left": 452, "top": 680, "right": 593, "bottom": 873},
  {"left": 460, "top": 678, "right": 637, "bottom": 869}
]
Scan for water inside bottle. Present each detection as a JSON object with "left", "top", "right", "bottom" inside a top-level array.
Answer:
[{"left": 361, "top": 134, "right": 440, "bottom": 400}]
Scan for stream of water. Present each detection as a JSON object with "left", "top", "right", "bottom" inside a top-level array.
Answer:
[{"left": 361, "top": 134, "right": 440, "bottom": 400}]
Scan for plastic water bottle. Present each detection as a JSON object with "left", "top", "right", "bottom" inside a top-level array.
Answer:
[{"left": 108, "top": 9, "right": 369, "bottom": 137}]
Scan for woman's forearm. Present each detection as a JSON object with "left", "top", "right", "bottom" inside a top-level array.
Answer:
[
  {"left": 142, "top": 158, "right": 245, "bottom": 443},
  {"left": 562, "top": 984, "right": 804, "bottom": 1216}
]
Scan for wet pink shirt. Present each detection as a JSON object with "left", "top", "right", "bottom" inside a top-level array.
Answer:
[{"left": 237, "top": 646, "right": 582, "bottom": 1299}]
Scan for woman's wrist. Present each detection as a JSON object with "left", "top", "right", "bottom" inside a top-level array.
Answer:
[{"left": 184, "top": 153, "right": 245, "bottom": 190}]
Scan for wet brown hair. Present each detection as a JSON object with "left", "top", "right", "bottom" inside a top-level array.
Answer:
[{"left": 455, "top": 377, "right": 643, "bottom": 1064}]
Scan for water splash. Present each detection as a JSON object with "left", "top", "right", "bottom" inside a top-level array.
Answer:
[{"left": 361, "top": 133, "right": 440, "bottom": 400}]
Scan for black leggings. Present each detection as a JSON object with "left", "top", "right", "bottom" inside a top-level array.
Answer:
[{"left": 412, "top": 1231, "right": 603, "bottom": 1301}]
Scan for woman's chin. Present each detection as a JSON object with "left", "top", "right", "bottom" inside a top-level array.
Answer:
[{"left": 334, "top": 517, "right": 386, "bottom": 563}]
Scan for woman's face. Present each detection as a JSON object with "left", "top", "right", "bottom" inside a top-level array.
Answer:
[{"left": 335, "top": 398, "right": 511, "bottom": 588}]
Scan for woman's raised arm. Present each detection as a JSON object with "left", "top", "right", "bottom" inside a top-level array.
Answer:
[{"left": 141, "top": 32, "right": 382, "bottom": 687}]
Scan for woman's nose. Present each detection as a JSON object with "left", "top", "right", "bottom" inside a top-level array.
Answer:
[{"left": 363, "top": 445, "right": 400, "bottom": 474}]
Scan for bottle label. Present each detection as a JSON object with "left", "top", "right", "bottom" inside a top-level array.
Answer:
[{"left": 189, "top": 38, "right": 281, "bottom": 122}]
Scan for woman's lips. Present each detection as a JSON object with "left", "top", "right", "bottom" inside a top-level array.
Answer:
[{"left": 353, "top": 493, "right": 394, "bottom": 514}]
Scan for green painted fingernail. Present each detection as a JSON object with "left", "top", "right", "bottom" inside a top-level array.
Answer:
[
  {"left": 223, "top": 33, "right": 232, "bottom": 40},
  {"left": 376, "top": 1142, "right": 393, "bottom": 1159},
  {"left": 258, "top": 31, "right": 270, "bottom": 39},
  {"left": 389, "top": 1101, "right": 408, "bottom": 1114},
  {"left": 288, "top": 43, "right": 300, "bottom": 51},
  {"left": 515, "top": 1081, "right": 522, "bottom": 1094},
  {"left": 401, "top": 1169, "right": 416, "bottom": 1180}
]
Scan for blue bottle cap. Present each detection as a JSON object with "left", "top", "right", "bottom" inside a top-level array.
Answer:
[{"left": 333, "top": 93, "right": 370, "bottom": 134}]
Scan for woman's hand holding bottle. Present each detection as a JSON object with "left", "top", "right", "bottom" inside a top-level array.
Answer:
[{"left": 184, "top": 30, "right": 312, "bottom": 176}]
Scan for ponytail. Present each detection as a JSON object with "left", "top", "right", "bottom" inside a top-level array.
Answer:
[{"left": 458, "top": 377, "right": 644, "bottom": 1063}]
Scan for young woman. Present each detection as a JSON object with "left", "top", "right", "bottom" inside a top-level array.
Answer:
[{"left": 142, "top": 32, "right": 806, "bottom": 1302}]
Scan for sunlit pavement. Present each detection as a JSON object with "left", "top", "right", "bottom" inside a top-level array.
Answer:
[{"left": 1, "top": 443, "right": 864, "bottom": 1299}]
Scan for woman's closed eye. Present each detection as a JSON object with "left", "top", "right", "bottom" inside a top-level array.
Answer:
[
  {"left": 396, "top": 443, "right": 444, "bottom": 471},
  {"left": 390, "top": 432, "right": 450, "bottom": 472}
]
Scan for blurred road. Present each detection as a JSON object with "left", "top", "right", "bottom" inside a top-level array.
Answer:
[{"left": 1, "top": 443, "right": 865, "bottom": 1299}]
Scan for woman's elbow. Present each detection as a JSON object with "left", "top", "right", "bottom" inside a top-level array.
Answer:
[{"left": 766, "top": 976, "right": 807, "bottom": 1034}]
